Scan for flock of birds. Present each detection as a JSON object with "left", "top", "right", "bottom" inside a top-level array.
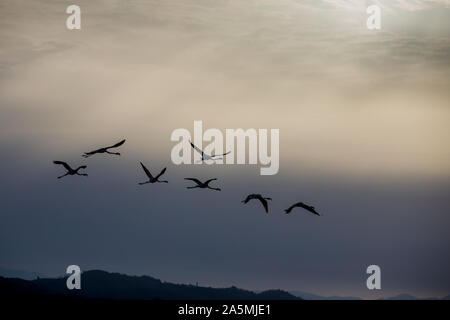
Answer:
[{"left": 53, "top": 139, "right": 321, "bottom": 216}]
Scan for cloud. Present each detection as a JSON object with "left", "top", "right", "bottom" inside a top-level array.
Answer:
[{"left": 320, "top": 0, "right": 450, "bottom": 11}]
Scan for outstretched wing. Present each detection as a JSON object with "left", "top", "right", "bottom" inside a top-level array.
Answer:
[
  {"left": 107, "top": 139, "right": 126, "bottom": 149},
  {"left": 284, "top": 204, "right": 296, "bottom": 214},
  {"left": 257, "top": 196, "right": 269, "bottom": 213},
  {"left": 53, "top": 161, "right": 72, "bottom": 171},
  {"left": 189, "top": 141, "right": 204, "bottom": 156},
  {"left": 242, "top": 194, "right": 255, "bottom": 204},
  {"left": 184, "top": 178, "right": 202, "bottom": 185},
  {"left": 307, "top": 207, "right": 321, "bottom": 216},
  {"left": 140, "top": 162, "right": 153, "bottom": 179},
  {"left": 300, "top": 203, "right": 320, "bottom": 216},
  {"left": 204, "top": 178, "right": 217, "bottom": 185},
  {"left": 155, "top": 167, "right": 167, "bottom": 179}
]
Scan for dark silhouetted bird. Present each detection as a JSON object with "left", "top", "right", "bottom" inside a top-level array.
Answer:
[
  {"left": 189, "top": 141, "right": 230, "bottom": 162},
  {"left": 53, "top": 161, "right": 88, "bottom": 179},
  {"left": 242, "top": 194, "right": 272, "bottom": 213},
  {"left": 284, "top": 202, "right": 321, "bottom": 216},
  {"left": 138, "top": 162, "right": 168, "bottom": 184},
  {"left": 184, "top": 178, "right": 221, "bottom": 191},
  {"left": 82, "top": 139, "right": 126, "bottom": 158}
]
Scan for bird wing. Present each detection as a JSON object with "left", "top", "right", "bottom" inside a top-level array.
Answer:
[
  {"left": 53, "top": 161, "right": 72, "bottom": 171},
  {"left": 204, "top": 178, "right": 217, "bottom": 185},
  {"left": 184, "top": 178, "right": 202, "bottom": 185},
  {"left": 308, "top": 207, "right": 321, "bottom": 216},
  {"left": 257, "top": 196, "right": 269, "bottom": 213},
  {"left": 285, "top": 204, "right": 296, "bottom": 213},
  {"left": 155, "top": 167, "right": 167, "bottom": 179},
  {"left": 300, "top": 203, "right": 320, "bottom": 216},
  {"left": 189, "top": 141, "right": 204, "bottom": 156},
  {"left": 107, "top": 139, "right": 126, "bottom": 149},
  {"left": 140, "top": 162, "right": 154, "bottom": 179},
  {"left": 243, "top": 194, "right": 258, "bottom": 203}
]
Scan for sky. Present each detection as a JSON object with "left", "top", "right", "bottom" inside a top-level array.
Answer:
[{"left": 0, "top": 0, "right": 449, "bottom": 299}]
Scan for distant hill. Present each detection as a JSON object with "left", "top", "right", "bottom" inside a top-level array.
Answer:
[
  {"left": 0, "top": 267, "right": 47, "bottom": 280},
  {"left": 290, "top": 290, "right": 450, "bottom": 300},
  {"left": 380, "top": 293, "right": 450, "bottom": 300},
  {"left": 290, "top": 290, "right": 361, "bottom": 300},
  {"left": 382, "top": 293, "right": 418, "bottom": 300},
  {"left": 0, "top": 270, "right": 300, "bottom": 300}
]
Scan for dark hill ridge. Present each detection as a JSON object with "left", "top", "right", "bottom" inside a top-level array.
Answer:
[{"left": 0, "top": 270, "right": 299, "bottom": 300}]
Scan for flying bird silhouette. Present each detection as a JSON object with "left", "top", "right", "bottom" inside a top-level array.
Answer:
[
  {"left": 284, "top": 202, "right": 321, "bottom": 216},
  {"left": 189, "top": 141, "right": 230, "bottom": 162},
  {"left": 184, "top": 178, "right": 221, "bottom": 191},
  {"left": 53, "top": 161, "right": 88, "bottom": 179},
  {"left": 242, "top": 194, "right": 272, "bottom": 213},
  {"left": 138, "top": 162, "right": 168, "bottom": 184},
  {"left": 82, "top": 139, "right": 126, "bottom": 158}
]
